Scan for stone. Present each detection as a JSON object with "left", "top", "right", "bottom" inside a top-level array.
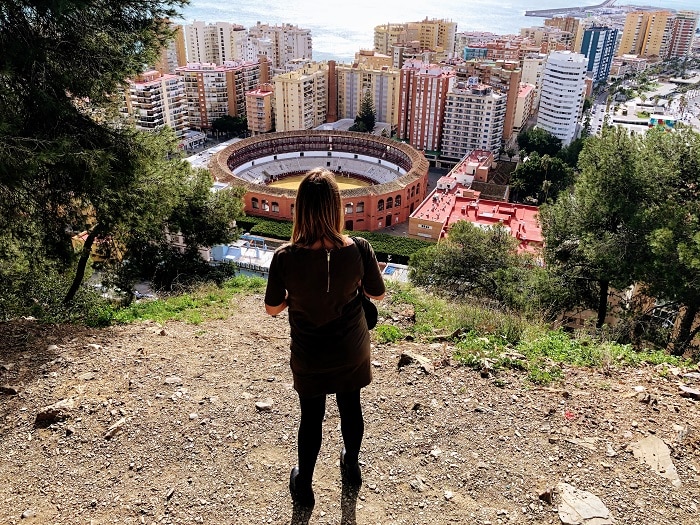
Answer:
[
  {"left": 164, "top": 376, "right": 182, "bottom": 386},
  {"left": 444, "top": 490, "right": 454, "bottom": 500},
  {"left": 678, "top": 385, "right": 700, "bottom": 400},
  {"left": 630, "top": 435, "right": 681, "bottom": 485},
  {"left": 397, "top": 351, "right": 434, "bottom": 374},
  {"left": 21, "top": 509, "right": 36, "bottom": 519},
  {"left": 255, "top": 398, "right": 273, "bottom": 411},
  {"left": 86, "top": 343, "right": 102, "bottom": 350},
  {"left": 409, "top": 476, "right": 427, "bottom": 492},
  {"left": 35, "top": 398, "right": 76, "bottom": 426},
  {"left": 77, "top": 372, "right": 95, "bottom": 381},
  {"left": 104, "top": 417, "right": 126, "bottom": 439},
  {"left": 0, "top": 385, "right": 19, "bottom": 395},
  {"left": 557, "top": 482, "right": 613, "bottom": 524}
]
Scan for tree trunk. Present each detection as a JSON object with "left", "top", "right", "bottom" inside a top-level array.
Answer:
[
  {"left": 671, "top": 301, "right": 699, "bottom": 356},
  {"left": 64, "top": 225, "right": 101, "bottom": 304},
  {"left": 596, "top": 279, "right": 609, "bottom": 328}
]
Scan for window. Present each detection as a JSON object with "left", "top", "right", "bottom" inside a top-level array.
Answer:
[
  {"left": 356, "top": 201, "right": 364, "bottom": 213},
  {"left": 251, "top": 197, "right": 259, "bottom": 209},
  {"left": 345, "top": 203, "right": 353, "bottom": 214},
  {"left": 395, "top": 195, "right": 401, "bottom": 207},
  {"left": 377, "top": 199, "right": 384, "bottom": 212},
  {"left": 386, "top": 197, "right": 393, "bottom": 209},
  {"left": 271, "top": 202, "right": 279, "bottom": 213},
  {"left": 262, "top": 200, "right": 269, "bottom": 211},
  {"left": 410, "top": 186, "right": 415, "bottom": 198}
]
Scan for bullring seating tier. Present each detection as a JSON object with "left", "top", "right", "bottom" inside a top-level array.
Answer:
[{"left": 232, "top": 153, "right": 404, "bottom": 186}]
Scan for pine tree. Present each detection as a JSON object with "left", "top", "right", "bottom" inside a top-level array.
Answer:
[{"left": 350, "top": 90, "right": 376, "bottom": 133}]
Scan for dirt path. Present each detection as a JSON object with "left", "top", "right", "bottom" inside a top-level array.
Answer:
[{"left": 1, "top": 292, "right": 699, "bottom": 524}]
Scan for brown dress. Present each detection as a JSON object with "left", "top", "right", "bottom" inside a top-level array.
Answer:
[{"left": 264, "top": 237, "right": 385, "bottom": 397}]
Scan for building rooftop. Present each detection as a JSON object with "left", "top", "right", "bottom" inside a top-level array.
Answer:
[{"left": 410, "top": 151, "right": 543, "bottom": 254}]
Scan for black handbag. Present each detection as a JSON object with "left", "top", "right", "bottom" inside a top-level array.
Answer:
[
  {"left": 360, "top": 291, "right": 378, "bottom": 330},
  {"left": 352, "top": 236, "right": 379, "bottom": 330}
]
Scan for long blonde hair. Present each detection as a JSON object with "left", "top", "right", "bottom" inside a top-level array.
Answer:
[{"left": 291, "top": 168, "right": 345, "bottom": 248}]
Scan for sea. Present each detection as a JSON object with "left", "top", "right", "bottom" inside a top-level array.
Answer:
[{"left": 176, "top": 0, "right": 697, "bottom": 63}]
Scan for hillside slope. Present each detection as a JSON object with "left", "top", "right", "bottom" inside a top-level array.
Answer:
[{"left": 1, "top": 291, "right": 699, "bottom": 524}]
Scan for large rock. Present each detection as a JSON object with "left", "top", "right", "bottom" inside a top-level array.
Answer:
[
  {"left": 630, "top": 435, "right": 681, "bottom": 485},
  {"left": 557, "top": 482, "right": 613, "bottom": 524},
  {"left": 35, "top": 398, "right": 76, "bottom": 427}
]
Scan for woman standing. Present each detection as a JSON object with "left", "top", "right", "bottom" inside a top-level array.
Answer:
[{"left": 264, "top": 168, "right": 385, "bottom": 509}]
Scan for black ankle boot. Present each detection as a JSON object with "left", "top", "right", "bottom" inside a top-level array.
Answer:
[
  {"left": 289, "top": 466, "right": 315, "bottom": 508},
  {"left": 340, "top": 448, "right": 362, "bottom": 488}
]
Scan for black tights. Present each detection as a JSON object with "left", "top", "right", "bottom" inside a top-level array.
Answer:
[{"left": 296, "top": 389, "right": 364, "bottom": 484}]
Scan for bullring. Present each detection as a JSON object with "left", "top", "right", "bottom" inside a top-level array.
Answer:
[{"left": 208, "top": 130, "right": 430, "bottom": 232}]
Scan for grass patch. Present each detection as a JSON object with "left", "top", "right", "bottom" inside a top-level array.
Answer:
[
  {"left": 113, "top": 275, "right": 266, "bottom": 324},
  {"left": 453, "top": 325, "right": 689, "bottom": 386},
  {"left": 375, "top": 324, "right": 404, "bottom": 344}
]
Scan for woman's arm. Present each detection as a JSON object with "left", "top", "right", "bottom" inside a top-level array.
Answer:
[
  {"left": 363, "top": 289, "right": 385, "bottom": 301},
  {"left": 265, "top": 299, "right": 287, "bottom": 316}
]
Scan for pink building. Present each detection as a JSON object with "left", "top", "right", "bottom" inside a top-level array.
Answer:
[
  {"left": 408, "top": 150, "right": 542, "bottom": 255},
  {"left": 397, "top": 60, "right": 456, "bottom": 156}
]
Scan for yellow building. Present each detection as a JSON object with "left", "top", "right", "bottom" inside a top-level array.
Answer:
[
  {"left": 374, "top": 19, "right": 457, "bottom": 60},
  {"left": 618, "top": 11, "right": 674, "bottom": 59},
  {"left": 336, "top": 63, "right": 401, "bottom": 131},
  {"left": 273, "top": 63, "right": 329, "bottom": 131}
]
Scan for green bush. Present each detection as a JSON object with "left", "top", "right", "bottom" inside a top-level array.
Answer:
[{"left": 375, "top": 324, "right": 404, "bottom": 343}]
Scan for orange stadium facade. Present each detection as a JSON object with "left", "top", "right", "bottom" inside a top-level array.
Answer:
[{"left": 209, "top": 131, "right": 430, "bottom": 232}]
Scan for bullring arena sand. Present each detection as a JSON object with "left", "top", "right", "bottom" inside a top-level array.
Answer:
[{"left": 268, "top": 173, "right": 371, "bottom": 190}]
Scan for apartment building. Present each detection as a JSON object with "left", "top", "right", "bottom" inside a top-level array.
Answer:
[
  {"left": 245, "top": 83, "right": 275, "bottom": 135},
  {"left": 397, "top": 60, "right": 456, "bottom": 155},
  {"left": 273, "top": 63, "right": 328, "bottom": 131},
  {"left": 618, "top": 10, "right": 674, "bottom": 59},
  {"left": 454, "top": 59, "right": 522, "bottom": 144},
  {"left": 335, "top": 63, "right": 401, "bottom": 130},
  {"left": 545, "top": 16, "right": 584, "bottom": 51},
  {"left": 246, "top": 22, "right": 313, "bottom": 70},
  {"left": 513, "top": 83, "right": 536, "bottom": 134},
  {"left": 668, "top": 11, "right": 699, "bottom": 59},
  {"left": 580, "top": 26, "right": 619, "bottom": 84},
  {"left": 374, "top": 19, "right": 457, "bottom": 62},
  {"left": 175, "top": 60, "right": 263, "bottom": 129},
  {"left": 536, "top": 51, "right": 587, "bottom": 146},
  {"left": 441, "top": 80, "right": 506, "bottom": 163},
  {"left": 154, "top": 25, "right": 187, "bottom": 75},
  {"left": 183, "top": 21, "right": 248, "bottom": 65},
  {"left": 122, "top": 70, "right": 188, "bottom": 139},
  {"left": 520, "top": 26, "right": 575, "bottom": 51},
  {"left": 521, "top": 53, "right": 547, "bottom": 109}
]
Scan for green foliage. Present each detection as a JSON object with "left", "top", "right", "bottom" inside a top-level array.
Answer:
[
  {"left": 349, "top": 90, "right": 376, "bottom": 133},
  {"left": 113, "top": 275, "right": 266, "bottom": 324},
  {"left": 509, "top": 152, "right": 574, "bottom": 204},
  {"left": 409, "top": 221, "right": 521, "bottom": 299},
  {"left": 517, "top": 128, "right": 563, "bottom": 157},
  {"left": 211, "top": 115, "right": 248, "bottom": 136},
  {"left": 0, "top": 0, "right": 244, "bottom": 315},
  {"left": 453, "top": 325, "right": 687, "bottom": 385},
  {"left": 375, "top": 324, "right": 404, "bottom": 344},
  {"left": 0, "top": 271, "right": 115, "bottom": 327},
  {"left": 348, "top": 231, "right": 432, "bottom": 264}
]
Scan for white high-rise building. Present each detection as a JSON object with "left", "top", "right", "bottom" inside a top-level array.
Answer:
[
  {"left": 441, "top": 79, "right": 506, "bottom": 162},
  {"left": 183, "top": 21, "right": 248, "bottom": 65},
  {"left": 536, "top": 51, "right": 587, "bottom": 146},
  {"left": 246, "top": 23, "right": 313, "bottom": 69}
]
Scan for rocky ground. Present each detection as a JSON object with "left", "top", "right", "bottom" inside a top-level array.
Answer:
[{"left": 1, "top": 290, "right": 699, "bottom": 525}]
